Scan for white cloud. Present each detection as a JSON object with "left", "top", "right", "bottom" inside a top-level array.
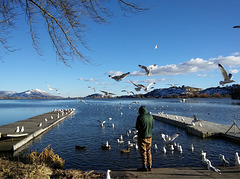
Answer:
[
  {"left": 131, "top": 54, "right": 240, "bottom": 77},
  {"left": 229, "top": 69, "right": 239, "bottom": 74},
  {"left": 77, "top": 77, "right": 84, "bottom": 81},
  {"left": 142, "top": 78, "right": 167, "bottom": 83},
  {"left": 77, "top": 77, "right": 98, "bottom": 82},
  {"left": 94, "top": 82, "right": 113, "bottom": 85},
  {"left": 105, "top": 71, "right": 127, "bottom": 76}
]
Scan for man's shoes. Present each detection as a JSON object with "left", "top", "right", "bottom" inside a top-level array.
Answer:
[
  {"left": 148, "top": 166, "right": 152, "bottom": 171},
  {"left": 137, "top": 167, "right": 147, "bottom": 172}
]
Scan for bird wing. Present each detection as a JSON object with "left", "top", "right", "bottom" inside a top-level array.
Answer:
[
  {"left": 102, "top": 121, "right": 106, "bottom": 124},
  {"left": 130, "top": 80, "right": 140, "bottom": 87},
  {"left": 147, "top": 82, "right": 155, "bottom": 88},
  {"left": 138, "top": 65, "right": 149, "bottom": 73},
  {"left": 161, "top": 133, "right": 166, "bottom": 142},
  {"left": 97, "top": 120, "right": 102, "bottom": 124},
  {"left": 120, "top": 72, "right": 130, "bottom": 79},
  {"left": 100, "top": 90, "right": 108, "bottom": 95},
  {"left": 170, "top": 133, "right": 179, "bottom": 141},
  {"left": 218, "top": 63, "right": 229, "bottom": 81}
]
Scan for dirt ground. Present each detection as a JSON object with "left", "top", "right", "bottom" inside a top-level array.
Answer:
[{"left": 0, "top": 157, "right": 240, "bottom": 179}]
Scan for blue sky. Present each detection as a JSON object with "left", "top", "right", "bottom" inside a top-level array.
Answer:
[{"left": 1, "top": 0, "right": 240, "bottom": 97}]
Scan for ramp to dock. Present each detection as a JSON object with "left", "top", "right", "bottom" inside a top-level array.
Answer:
[
  {"left": 153, "top": 113, "right": 240, "bottom": 141},
  {"left": 0, "top": 108, "right": 75, "bottom": 152}
]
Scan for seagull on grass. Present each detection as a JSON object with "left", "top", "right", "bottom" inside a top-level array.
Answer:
[
  {"left": 108, "top": 72, "right": 130, "bottom": 82},
  {"left": 218, "top": 63, "right": 235, "bottom": 86}
]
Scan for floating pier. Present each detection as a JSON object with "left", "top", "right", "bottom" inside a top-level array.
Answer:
[
  {"left": 0, "top": 108, "right": 75, "bottom": 152},
  {"left": 153, "top": 113, "right": 240, "bottom": 142}
]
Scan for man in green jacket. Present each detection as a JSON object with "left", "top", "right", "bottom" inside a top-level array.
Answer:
[{"left": 136, "top": 106, "right": 154, "bottom": 172}]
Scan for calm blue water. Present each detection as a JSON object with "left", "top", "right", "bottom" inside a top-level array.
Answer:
[{"left": 0, "top": 98, "right": 240, "bottom": 171}]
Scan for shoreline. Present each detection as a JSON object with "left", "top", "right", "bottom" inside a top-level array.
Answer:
[{"left": 1, "top": 157, "right": 240, "bottom": 178}]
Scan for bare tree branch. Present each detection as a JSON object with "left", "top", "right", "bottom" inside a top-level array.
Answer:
[{"left": 0, "top": 0, "right": 147, "bottom": 66}]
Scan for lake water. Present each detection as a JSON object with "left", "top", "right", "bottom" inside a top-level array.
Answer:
[{"left": 0, "top": 98, "right": 240, "bottom": 171}]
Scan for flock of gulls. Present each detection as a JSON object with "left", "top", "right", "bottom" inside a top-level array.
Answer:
[
  {"left": 14, "top": 108, "right": 75, "bottom": 134},
  {"left": 88, "top": 64, "right": 158, "bottom": 97},
  {"left": 86, "top": 62, "right": 236, "bottom": 99},
  {"left": 73, "top": 102, "right": 240, "bottom": 178}
]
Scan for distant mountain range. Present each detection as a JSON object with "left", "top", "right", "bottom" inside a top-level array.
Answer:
[
  {"left": 0, "top": 89, "right": 61, "bottom": 99},
  {"left": 1, "top": 85, "right": 239, "bottom": 99}
]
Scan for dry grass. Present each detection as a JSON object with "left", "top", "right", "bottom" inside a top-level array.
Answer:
[
  {"left": 0, "top": 145, "right": 104, "bottom": 178},
  {"left": 27, "top": 145, "right": 65, "bottom": 169}
]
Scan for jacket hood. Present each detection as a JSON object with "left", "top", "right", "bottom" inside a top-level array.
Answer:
[{"left": 138, "top": 106, "right": 148, "bottom": 114}]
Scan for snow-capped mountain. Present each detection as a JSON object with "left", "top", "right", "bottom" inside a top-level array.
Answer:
[
  {"left": 145, "top": 87, "right": 187, "bottom": 98},
  {"left": 0, "top": 91, "right": 17, "bottom": 97},
  {"left": 0, "top": 89, "right": 61, "bottom": 98}
]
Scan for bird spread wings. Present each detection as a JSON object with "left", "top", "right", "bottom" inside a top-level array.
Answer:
[
  {"left": 109, "top": 72, "right": 130, "bottom": 82},
  {"left": 218, "top": 63, "right": 229, "bottom": 81},
  {"left": 100, "top": 90, "right": 115, "bottom": 96}
]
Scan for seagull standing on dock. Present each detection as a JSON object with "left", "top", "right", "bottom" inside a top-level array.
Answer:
[
  {"left": 206, "top": 160, "right": 221, "bottom": 174},
  {"left": 106, "top": 169, "right": 111, "bottom": 179},
  {"left": 218, "top": 63, "right": 235, "bottom": 86},
  {"left": 219, "top": 154, "right": 229, "bottom": 166},
  {"left": 20, "top": 126, "right": 24, "bottom": 133},
  {"left": 15, "top": 126, "right": 20, "bottom": 133},
  {"left": 109, "top": 72, "right": 130, "bottom": 82},
  {"left": 235, "top": 152, "right": 240, "bottom": 166},
  {"left": 38, "top": 122, "right": 42, "bottom": 127}
]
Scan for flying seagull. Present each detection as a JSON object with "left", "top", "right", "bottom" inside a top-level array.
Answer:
[
  {"left": 108, "top": 72, "right": 130, "bottom": 82},
  {"left": 130, "top": 80, "right": 145, "bottom": 91},
  {"left": 154, "top": 44, "right": 158, "bottom": 49},
  {"left": 138, "top": 64, "right": 156, "bottom": 76},
  {"left": 88, "top": 86, "right": 96, "bottom": 92},
  {"left": 143, "top": 82, "right": 156, "bottom": 92},
  {"left": 161, "top": 133, "right": 179, "bottom": 144},
  {"left": 121, "top": 90, "right": 135, "bottom": 95},
  {"left": 130, "top": 101, "right": 142, "bottom": 106},
  {"left": 46, "top": 83, "right": 60, "bottom": 94},
  {"left": 100, "top": 90, "right": 115, "bottom": 96},
  {"left": 218, "top": 63, "right": 235, "bottom": 86},
  {"left": 77, "top": 99, "right": 87, "bottom": 104}
]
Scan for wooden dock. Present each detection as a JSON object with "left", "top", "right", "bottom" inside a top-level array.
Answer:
[
  {"left": 152, "top": 113, "right": 240, "bottom": 141},
  {"left": 0, "top": 108, "right": 75, "bottom": 152}
]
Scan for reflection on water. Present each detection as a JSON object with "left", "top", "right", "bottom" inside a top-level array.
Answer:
[{"left": 0, "top": 98, "right": 240, "bottom": 170}]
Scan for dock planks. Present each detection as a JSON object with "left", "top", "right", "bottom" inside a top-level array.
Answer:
[
  {"left": 0, "top": 109, "right": 75, "bottom": 152},
  {"left": 153, "top": 113, "right": 240, "bottom": 141}
]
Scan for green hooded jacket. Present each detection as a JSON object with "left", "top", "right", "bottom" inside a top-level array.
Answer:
[{"left": 136, "top": 106, "right": 154, "bottom": 138}]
